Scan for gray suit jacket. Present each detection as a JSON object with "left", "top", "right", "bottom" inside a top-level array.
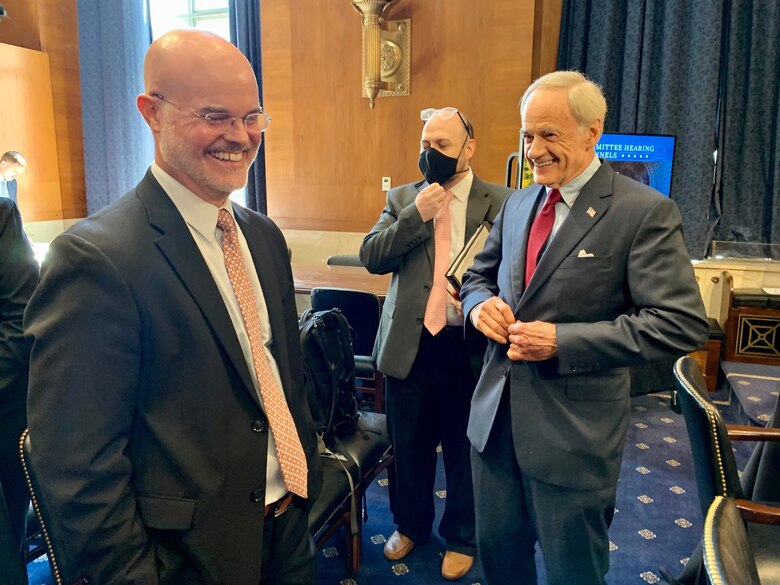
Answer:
[
  {"left": 461, "top": 161, "right": 709, "bottom": 491},
  {"left": 25, "top": 171, "right": 322, "bottom": 585},
  {"left": 360, "top": 175, "right": 512, "bottom": 380}
]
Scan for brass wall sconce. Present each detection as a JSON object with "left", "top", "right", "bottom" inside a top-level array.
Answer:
[{"left": 351, "top": 0, "right": 411, "bottom": 109}]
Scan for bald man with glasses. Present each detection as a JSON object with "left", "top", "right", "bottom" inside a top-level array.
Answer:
[
  {"left": 360, "top": 107, "right": 513, "bottom": 580},
  {"left": 25, "top": 30, "right": 321, "bottom": 585}
]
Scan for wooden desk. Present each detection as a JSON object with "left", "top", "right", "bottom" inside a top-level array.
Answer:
[{"left": 292, "top": 264, "right": 390, "bottom": 298}]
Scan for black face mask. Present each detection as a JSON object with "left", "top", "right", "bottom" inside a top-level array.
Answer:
[{"left": 418, "top": 138, "right": 467, "bottom": 185}]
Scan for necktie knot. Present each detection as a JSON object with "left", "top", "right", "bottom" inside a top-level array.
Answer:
[
  {"left": 544, "top": 189, "right": 562, "bottom": 211},
  {"left": 217, "top": 209, "right": 235, "bottom": 234}
]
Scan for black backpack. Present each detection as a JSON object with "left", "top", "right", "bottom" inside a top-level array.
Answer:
[{"left": 299, "top": 308, "right": 359, "bottom": 446}]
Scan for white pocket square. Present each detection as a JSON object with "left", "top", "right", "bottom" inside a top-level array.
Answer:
[{"left": 577, "top": 249, "right": 595, "bottom": 258}]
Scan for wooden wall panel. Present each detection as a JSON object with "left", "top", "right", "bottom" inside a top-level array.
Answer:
[
  {"left": 0, "top": 0, "right": 41, "bottom": 50},
  {"left": 262, "top": 0, "right": 536, "bottom": 232},
  {"left": 0, "top": 0, "right": 86, "bottom": 221},
  {"left": 0, "top": 42, "right": 63, "bottom": 219},
  {"left": 36, "top": 0, "right": 86, "bottom": 219},
  {"left": 532, "top": 0, "right": 563, "bottom": 80}
]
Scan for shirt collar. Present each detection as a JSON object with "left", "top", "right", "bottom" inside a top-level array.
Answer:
[
  {"left": 448, "top": 167, "right": 473, "bottom": 203},
  {"left": 151, "top": 163, "right": 233, "bottom": 242},
  {"left": 547, "top": 154, "right": 601, "bottom": 208}
]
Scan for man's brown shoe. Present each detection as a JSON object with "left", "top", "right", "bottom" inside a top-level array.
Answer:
[
  {"left": 441, "top": 551, "right": 474, "bottom": 580},
  {"left": 383, "top": 530, "right": 415, "bottom": 561}
]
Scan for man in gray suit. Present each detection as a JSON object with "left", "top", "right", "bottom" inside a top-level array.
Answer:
[
  {"left": 460, "top": 71, "right": 709, "bottom": 585},
  {"left": 361, "top": 108, "right": 511, "bottom": 580}
]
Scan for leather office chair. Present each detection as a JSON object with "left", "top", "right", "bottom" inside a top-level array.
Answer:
[
  {"left": 703, "top": 496, "right": 761, "bottom": 585},
  {"left": 673, "top": 356, "right": 780, "bottom": 584},
  {"left": 308, "top": 411, "right": 393, "bottom": 575},
  {"left": 18, "top": 428, "right": 68, "bottom": 584},
  {"left": 325, "top": 254, "right": 363, "bottom": 267},
  {"left": 311, "top": 287, "right": 384, "bottom": 413}
]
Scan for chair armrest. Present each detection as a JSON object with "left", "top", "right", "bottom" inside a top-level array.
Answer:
[
  {"left": 734, "top": 499, "right": 780, "bottom": 525},
  {"left": 726, "top": 424, "right": 780, "bottom": 442}
]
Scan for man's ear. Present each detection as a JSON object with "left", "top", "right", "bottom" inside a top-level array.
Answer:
[
  {"left": 137, "top": 94, "right": 162, "bottom": 132},
  {"left": 463, "top": 138, "right": 477, "bottom": 162},
  {"left": 586, "top": 119, "right": 602, "bottom": 148}
]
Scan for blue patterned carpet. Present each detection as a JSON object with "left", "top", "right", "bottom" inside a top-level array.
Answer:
[
  {"left": 28, "top": 362, "right": 777, "bottom": 585},
  {"left": 313, "top": 391, "right": 755, "bottom": 585},
  {"left": 721, "top": 360, "right": 780, "bottom": 424}
]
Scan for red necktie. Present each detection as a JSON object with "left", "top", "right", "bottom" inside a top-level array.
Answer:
[
  {"left": 424, "top": 191, "right": 453, "bottom": 335},
  {"left": 217, "top": 209, "right": 308, "bottom": 498},
  {"left": 525, "top": 189, "right": 562, "bottom": 288}
]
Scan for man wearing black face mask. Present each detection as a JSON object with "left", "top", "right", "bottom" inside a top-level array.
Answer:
[{"left": 360, "top": 108, "right": 512, "bottom": 581}]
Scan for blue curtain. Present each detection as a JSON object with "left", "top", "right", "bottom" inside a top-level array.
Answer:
[
  {"left": 558, "top": 0, "right": 726, "bottom": 258},
  {"left": 714, "top": 1, "right": 780, "bottom": 246},
  {"left": 229, "top": 0, "right": 268, "bottom": 214},
  {"left": 78, "top": 0, "right": 154, "bottom": 215}
]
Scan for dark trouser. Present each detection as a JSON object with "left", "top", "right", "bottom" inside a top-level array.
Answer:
[
  {"left": 260, "top": 499, "right": 316, "bottom": 585},
  {"left": 385, "top": 326, "right": 477, "bottom": 555},
  {"left": 0, "top": 406, "right": 29, "bottom": 585},
  {"left": 472, "top": 387, "right": 616, "bottom": 585},
  {"left": 156, "top": 498, "right": 314, "bottom": 585}
]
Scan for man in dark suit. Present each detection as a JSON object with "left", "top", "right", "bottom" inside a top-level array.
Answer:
[
  {"left": 460, "top": 71, "right": 709, "bottom": 585},
  {"left": 25, "top": 30, "right": 321, "bottom": 585},
  {"left": 360, "top": 108, "right": 511, "bottom": 580},
  {"left": 0, "top": 152, "right": 27, "bottom": 204},
  {"left": 0, "top": 197, "right": 38, "bottom": 585}
]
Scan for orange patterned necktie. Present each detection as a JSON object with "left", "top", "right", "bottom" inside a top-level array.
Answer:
[
  {"left": 424, "top": 191, "right": 453, "bottom": 335},
  {"left": 217, "top": 209, "right": 308, "bottom": 498}
]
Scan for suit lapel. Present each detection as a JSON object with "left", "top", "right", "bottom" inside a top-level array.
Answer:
[
  {"left": 508, "top": 185, "right": 545, "bottom": 310},
  {"left": 137, "top": 172, "right": 261, "bottom": 408},
  {"left": 519, "top": 163, "right": 614, "bottom": 308},
  {"left": 464, "top": 176, "right": 492, "bottom": 239}
]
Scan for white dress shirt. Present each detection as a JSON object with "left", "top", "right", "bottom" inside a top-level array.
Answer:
[
  {"left": 151, "top": 163, "right": 287, "bottom": 505},
  {"left": 547, "top": 154, "right": 601, "bottom": 240}
]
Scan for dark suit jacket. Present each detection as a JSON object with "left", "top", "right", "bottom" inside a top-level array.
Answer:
[
  {"left": 461, "top": 161, "right": 709, "bottom": 491},
  {"left": 0, "top": 198, "right": 38, "bottom": 415},
  {"left": 25, "top": 171, "right": 322, "bottom": 585},
  {"left": 360, "top": 175, "right": 512, "bottom": 380}
]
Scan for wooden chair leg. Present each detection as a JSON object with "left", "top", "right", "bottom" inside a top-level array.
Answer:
[
  {"left": 373, "top": 372, "right": 384, "bottom": 413},
  {"left": 346, "top": 515, "right": 361, "bottom": 575}
]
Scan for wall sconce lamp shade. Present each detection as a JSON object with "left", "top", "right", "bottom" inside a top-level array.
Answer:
[{"left": 351, "top": 0, "right": 411, "bottom": 109}]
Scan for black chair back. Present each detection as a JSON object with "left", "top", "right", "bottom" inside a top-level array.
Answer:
[
  {"left": 311, "top": 288, "right": 380, "bottom": 357},
  {"left": 311, "top": 288, "right": 384, "bottom": 412},
  {"left": 325, "top": 254, "right": 363, "bottom": 267},
  {"left": 704, "top": 496, "right": 762, "bottom": 585},
  {"left": 673, "top": 356, "right": 745, "bottom": 518}
]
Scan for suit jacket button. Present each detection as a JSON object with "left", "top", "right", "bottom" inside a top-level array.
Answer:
[
  {"left": 416, "top": 317, "right": 422, "bottom": 324},
  {"left": 252, "top": 419, "right": 265, "bottom": 433},
  {"left": 250, "top": 488, "right": 264, "bottom": 503},
  {"left": 424, "top": 285, "right": 430, "bottom": 291}
]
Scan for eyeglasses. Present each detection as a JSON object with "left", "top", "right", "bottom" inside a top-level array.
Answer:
[
  {"left": 420, "top": 107, "right": 474, "bottom": 138},
  {"left": 151, "top": 93, "right": 271, "bottom": 134}
]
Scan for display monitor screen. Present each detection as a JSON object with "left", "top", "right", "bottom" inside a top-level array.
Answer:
[
  {"left": 595, "top": 133, "right": 677, "bottom": 197},
  {"left": 515, "top": 133, "right": 677, "bottom": 197}
]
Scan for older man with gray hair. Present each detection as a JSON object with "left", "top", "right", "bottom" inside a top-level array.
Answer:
[{"left": 460, "top": 71, "right": 708, "bottom": 584}]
